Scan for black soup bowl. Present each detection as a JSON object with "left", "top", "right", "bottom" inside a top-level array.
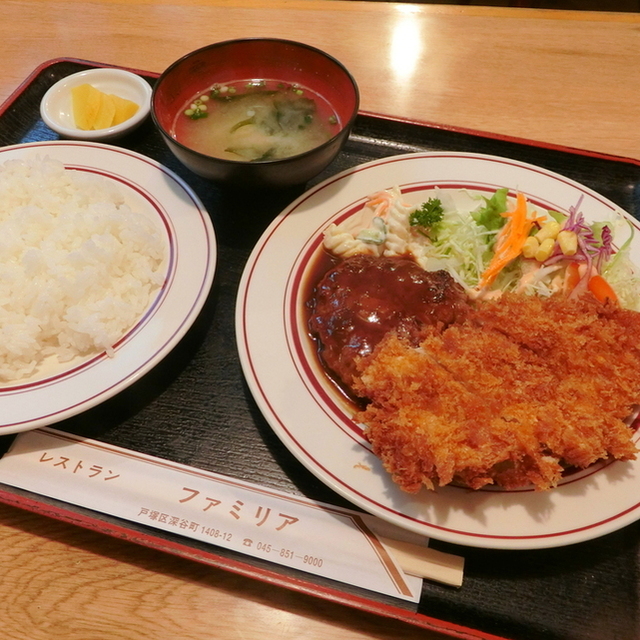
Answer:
[{"left": 151, "top": 38, "right": 360, "bottom": 189}]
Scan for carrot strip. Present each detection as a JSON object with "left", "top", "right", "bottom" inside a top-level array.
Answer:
[
  {"left": 478, "top": 192, "right": 544, "bottom": 289},
  {"left": 563, "top": 261, "right": 581, "bottom": 294},
  {"left": 588, "top": 274, "right": 618, "bottom": 303},
  {"left": 367, "top": 192, "right": 392, "bottom": 208}
]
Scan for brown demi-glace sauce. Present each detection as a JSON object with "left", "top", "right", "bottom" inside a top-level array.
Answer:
[{"left": 307, "top": 253, "right": 470, "bottom": 392}]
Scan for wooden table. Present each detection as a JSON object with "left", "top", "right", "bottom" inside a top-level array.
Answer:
[{"left": 0, "top": 2, "right": 639, "bottom": 638}]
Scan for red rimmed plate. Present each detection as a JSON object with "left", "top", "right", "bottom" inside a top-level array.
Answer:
[
  {"left": 236, "top": 151, "right": 640, "bottom": 550},
  {"left": 0, "top": 141, "right": 216, "bottom": 433}
]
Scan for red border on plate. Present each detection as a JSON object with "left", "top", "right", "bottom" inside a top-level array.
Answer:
[{"left": 240, "top": 151, "right": 640, "bottom": 547}]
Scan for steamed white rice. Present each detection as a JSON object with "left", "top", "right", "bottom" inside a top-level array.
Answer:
[{"left": 0, "top": 155, "right": 166, "bottom": 382}]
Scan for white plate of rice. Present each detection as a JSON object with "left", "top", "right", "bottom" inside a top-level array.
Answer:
[{"left": 0, "top": 140, "right": 216, "bottom": 434}]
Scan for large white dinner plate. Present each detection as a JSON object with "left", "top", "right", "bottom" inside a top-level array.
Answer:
[
  {"left": 237, "top": 151, "right": 640, "bottom": 550},
  {"left": 0, "top": 141, "right": 216, "bottom": 434}
]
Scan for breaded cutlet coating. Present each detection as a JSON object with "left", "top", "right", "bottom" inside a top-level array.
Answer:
[{"left": 353, "top": 293, "right": 640, "bottom": 492}]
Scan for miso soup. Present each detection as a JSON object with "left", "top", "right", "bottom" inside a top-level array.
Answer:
[{"left": 172, "top": 80, "right": 340, "bottom": 162}]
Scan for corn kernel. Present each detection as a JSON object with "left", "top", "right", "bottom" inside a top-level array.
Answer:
[
  {"left": 522, "top": 235, "right": 539, "bottom": 259},
  {"left": 557, "top": 229, "right": 578, "bottom": 256},
  {"left": 535, "top": 237, "right": 555, "bottom": 262},
  {"left": 535, "top": 220, "right": 561, "bottom": 244}
]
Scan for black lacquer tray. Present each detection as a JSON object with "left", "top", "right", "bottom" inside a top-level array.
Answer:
[{"left": 0, "top": 59, "right": 639, "bottom": 640}]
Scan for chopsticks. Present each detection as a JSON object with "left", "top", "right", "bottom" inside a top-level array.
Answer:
[{"left": 379, "top": 536, "right": 465, "bottom": 587}]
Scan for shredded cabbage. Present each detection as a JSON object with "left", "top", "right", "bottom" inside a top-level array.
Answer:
[
  {"left": 602, "top": 223, "right": 640, "bottom": 310},
  {"left": 323, "top": 185, "right": 640, "bottom": 309},
  {"left": 415, "top": 189, "right": 640, "bottom": 308}
]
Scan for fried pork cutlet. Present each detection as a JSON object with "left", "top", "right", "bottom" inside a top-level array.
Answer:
[
  {"left": 351, "top": 293, "right": 640, "bottom": 492},
  {"left": 308, "top": 254, "right": 470, "bottom": 388}
]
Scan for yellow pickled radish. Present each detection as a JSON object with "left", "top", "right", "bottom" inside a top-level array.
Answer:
[
  {"left": 71, "top": 83, "right": 139, "bottom": 130},
  {"left": 110, "top": 94, "right": 139, "bottom": 125},
  {"left": 93, "top": 93, "right": 117, "bottom": 130},
  {"left": 71, "top": 84, "right": 102, "bottom": 130}
]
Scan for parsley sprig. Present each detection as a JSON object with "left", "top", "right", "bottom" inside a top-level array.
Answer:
[{"left": 409, "top": 198, "right": 445, "bottom": 237}]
